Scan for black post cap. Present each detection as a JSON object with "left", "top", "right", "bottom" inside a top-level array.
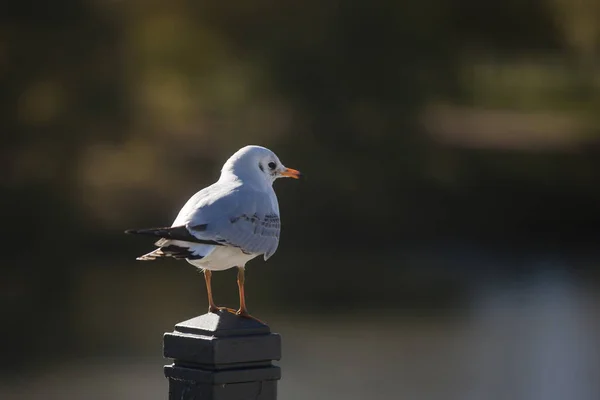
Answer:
[{"left": 163, "top": 310, "right": 282, "bottom": 400}]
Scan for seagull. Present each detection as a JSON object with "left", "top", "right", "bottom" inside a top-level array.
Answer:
[{"left": 125, "top": 145, "right": 301, "bottom": 320}]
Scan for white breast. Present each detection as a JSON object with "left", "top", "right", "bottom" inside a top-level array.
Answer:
[{"left": 187, "top": 246, "right": 258, "bottom": 271}]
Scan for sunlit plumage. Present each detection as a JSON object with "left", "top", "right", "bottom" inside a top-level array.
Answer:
[{"left": 126, "top": 145, "right": 301, "bottom": 320}]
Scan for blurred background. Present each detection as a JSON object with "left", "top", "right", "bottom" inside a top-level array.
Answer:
[{"left": 2, "top": 1, "right": 600, "bottom": 399}]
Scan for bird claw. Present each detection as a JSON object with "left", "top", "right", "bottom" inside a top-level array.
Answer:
[
  {"left": 236, "top": 309, "right": 265, "bottom": 324},
  {"left": 208, "top": 306, "right": 237, "bottom": 314}
]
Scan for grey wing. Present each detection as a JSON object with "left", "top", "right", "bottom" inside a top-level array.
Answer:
[{"left": 184, "top": 188, "right": 281, "bottom": 260}]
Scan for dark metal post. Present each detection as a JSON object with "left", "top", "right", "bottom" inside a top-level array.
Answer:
[{"left": 163, "top": 310, "right": 281, "bottom": 400}]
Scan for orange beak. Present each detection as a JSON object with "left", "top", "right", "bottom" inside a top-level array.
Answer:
[{"left": 280, "top": 168, "right": 302, "bottom": 179}]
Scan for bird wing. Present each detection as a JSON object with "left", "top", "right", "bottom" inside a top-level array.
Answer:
[{"left": 180, "top": 184, "right": 281, "bottom": 260}]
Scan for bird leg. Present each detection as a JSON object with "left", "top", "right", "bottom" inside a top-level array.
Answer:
[
  {"left": 236, "top": 267, "right": 263, "bottom": 323},
  {"left": 204, "top": 269, "right": 236, "bottom": 314}
]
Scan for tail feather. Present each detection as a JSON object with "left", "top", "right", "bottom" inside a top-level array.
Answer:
[
  {"left": 135, "top": 242, "right": 213, "bottom": 261},
  {"left": 127, "top": 227, "right": 216, "bottom": 262},
  {"left": 136, "top": 249, "right": 165, "bottom": 261}
]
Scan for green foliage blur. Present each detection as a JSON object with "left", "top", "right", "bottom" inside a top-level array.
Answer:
[{"left": 3, "top": 0, "right": 600, "bottom": 372}]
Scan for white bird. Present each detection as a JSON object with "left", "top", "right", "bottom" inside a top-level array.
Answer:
[{"left": 126, "top": 145, "right": 301, "bottom": 320}]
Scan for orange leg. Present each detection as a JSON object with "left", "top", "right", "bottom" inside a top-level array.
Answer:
[
  {"left": 236, "top": 267, "right": 263, "bottom": 323},
  {"left": 204, "top": 270, "right": 235, "bottom": 314}
]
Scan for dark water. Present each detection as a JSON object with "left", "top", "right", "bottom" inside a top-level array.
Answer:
[{"left": 2, "top": 269, "right": 598, "bottom": 400}]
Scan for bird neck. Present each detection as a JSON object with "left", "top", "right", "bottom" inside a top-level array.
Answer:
[{"left": 218, "top": 168, "right": 273, "bottom": 190}]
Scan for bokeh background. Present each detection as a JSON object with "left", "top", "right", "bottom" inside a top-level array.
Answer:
[{"left": 3, "top": 1, "right": 600, "bottom": 399}]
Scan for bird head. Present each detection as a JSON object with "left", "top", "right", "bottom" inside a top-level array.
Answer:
[{"left": 220, "top": 145, "right": 302, "bottom": 187}]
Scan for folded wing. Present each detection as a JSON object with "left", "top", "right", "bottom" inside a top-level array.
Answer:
[
  {"left": 127, "top": 183, "right": 282, "bottom": 261},
  {"left": 184, "top": 187, "right": 281, "bottom": 260}
]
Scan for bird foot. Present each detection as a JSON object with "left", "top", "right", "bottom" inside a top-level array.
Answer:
[
  {"left": 208, "top": 306, "right": 237, "bottom": 314},
  {"left": 236, "top": 309, "right": 265, "bottom": 324}
]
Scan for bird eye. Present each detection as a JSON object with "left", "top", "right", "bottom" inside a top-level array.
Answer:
[{"left": 268, "top": 162, "right": 276, "bottom": 170}]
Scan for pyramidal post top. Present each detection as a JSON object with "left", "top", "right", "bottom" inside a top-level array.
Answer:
[{"left": 174, "top": 310, "right": 271, "bottom": 337}]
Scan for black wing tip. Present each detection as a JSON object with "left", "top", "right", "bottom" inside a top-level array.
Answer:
[
  {"left": 123, "top": 225, "right": 223, "bottom": 246},
  {"left": 124, "top": 227, "right": 170, "bottom": 235},
  {"left": 125, "top": 228, "right": 155, "bottom": 235}
]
